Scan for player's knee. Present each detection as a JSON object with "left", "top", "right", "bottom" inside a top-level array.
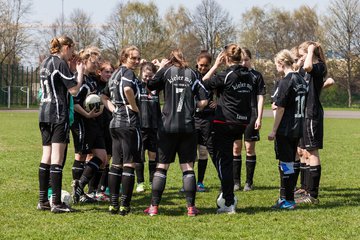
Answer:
[{"left": 198, "top": 145, "right": 208, "bottom": 159}]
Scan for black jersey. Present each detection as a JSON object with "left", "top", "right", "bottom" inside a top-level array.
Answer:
[
  {"left": 249, "top": 69, "right": 266, "bottom": 112},
  {"left": 271, "top": 79, "right": 280, "bottom": 103},
  {"left": 102, "top": 66, "right": 140, "bottom": 128},
  {"left": 39, "top": 55, "right": 77, "bottom": 124},
  {"left": 139, "top": 81, "right": 161, "bottom": 129},
  {"left": 303, "top": 62, "right": 327, "bottom": 119},
  {"left": 147, "top": 65, "right": 207, "bottom": 133},
  {"left": 73, "top": 74, "right": 98, "bottom": 120},
  {"left": 194, "top": 69, "right": 215, "bottom": 119},
  {"left": 275, "top": 72, "right": 308, "bottom": 138},
  {"left": 203, "top": 65, "right": 253, "bottom": 125}
]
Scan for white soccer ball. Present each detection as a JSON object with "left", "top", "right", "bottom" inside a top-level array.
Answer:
[
  {"left": 49, "top": 190, "right": 72, "bottom": 207},
  {"left": 84, "top": 94, "right": 102, "bottom": 112},
  {"left": 216, "top": 192, "right": 238, "bottom": 208}
]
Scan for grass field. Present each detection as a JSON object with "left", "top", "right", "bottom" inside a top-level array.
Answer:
[{"left": 0, "top": 112, "right": 359, "bottom": 239}]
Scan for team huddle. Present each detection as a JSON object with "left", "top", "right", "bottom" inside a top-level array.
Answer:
[{"left": 37, "top": 35, "right": 331, "bottom": 215}]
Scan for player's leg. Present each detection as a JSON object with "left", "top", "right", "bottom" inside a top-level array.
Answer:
[
  {"left": 233, "top": 140, "right": 242, "bottom": 191},
  {"left": 244, "top": 140, "right": 256, "bottom": 191}
]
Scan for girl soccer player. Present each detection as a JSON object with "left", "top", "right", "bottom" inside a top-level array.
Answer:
[
  {"left": 135, "top": 62, "right": 160, "bottom": 192},
  {"left": 296, "top": 41, "right": 328, "bottom": 204},
  {"left": 144, "top": 49, "right": 208, "bottom": 217},
  {"left": 268, "top": 49, "right": 307, "bottom": 209},
  {"left": 101, "top": 46, "right": 142, "bottom": 215},
  {"left": 202, "top": 44, "right": 253, "bottom": 214},
  {"left": 37, "top": 36, "right": 84, "bottom": 213}
]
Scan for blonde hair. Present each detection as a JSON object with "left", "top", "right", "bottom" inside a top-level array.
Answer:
[
  {"left": 224, "top": 43, "right": 242, "bottom": 63},
  {"left": 78, "top": 46, "right": 101, "bottom": 61},
  {"left": 274, "top": 49, "right": 296, "bottom": 69},
  {"left": 50, "top": 36, "right": 74, "bottom": 54}
]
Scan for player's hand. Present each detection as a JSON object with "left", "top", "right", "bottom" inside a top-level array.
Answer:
[
  {"left": 308, "top": 44, "right": 316, "bottom": 53},
  {"left": 214, "top": 52, "right": 225, "bottom": 67},
  {"left": 268, "top": 131, "right": 276, "bottom": 141},
  {"left": 255, "top": 119, "right": 262, "bottom": 130},
  {"left": 271, "top": 102, "right": 277, "bottom": 110},
  {"left": 87, "top": 107, "right": 102, "bottom": 118},
  {"left": 209, "top": 100, "right": 217, "bottom": 109},
  {"left": 152, "top": 59, "right": 160, "bottom": 67},
  {"left": 76, "top": 61, "right": 85, "bottom": 75}
]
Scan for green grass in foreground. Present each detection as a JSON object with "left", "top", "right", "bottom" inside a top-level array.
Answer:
[{"left": 0, "top": 112, "right": 359, "bottom": 239}]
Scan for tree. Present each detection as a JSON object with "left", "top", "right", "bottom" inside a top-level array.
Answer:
[
  {"left": 100, "top": 1, "right": 164, "bottom": 63},
  {"left": 68, "top": 9, "right": 98, "bottom": 50},
  {"left": 191, "top": 0, "right": 236, "bottom": 58},
  {"left": 324, "top": 0, "right": 360, "bottom": 107},
  {"left": 163, "top": 6, "right": 200, "bottom": 64},
  {"left": 0, "top": 0, "right": 32, "bottom": 65}
]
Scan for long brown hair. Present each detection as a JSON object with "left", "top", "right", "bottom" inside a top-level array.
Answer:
[
  {"left": 299, "top": 41, "right": 327, "bottom": 67},
  {"left": 168, "top": 49, "right": 188, "bottom": 68},
  {"left": 50, "top": 36, "right": 74, "bottom": 54},
  {"left": 119, "top": 45, "right": 139, "bottom": 65}
]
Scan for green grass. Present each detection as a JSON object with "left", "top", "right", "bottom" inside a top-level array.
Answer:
[{"left": 0, "top": 112, "right": 359, "bottom": 239}]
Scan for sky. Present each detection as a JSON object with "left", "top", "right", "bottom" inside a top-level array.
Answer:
[{"left": 27, "top": 0, "right": 330, "bottom": 26}]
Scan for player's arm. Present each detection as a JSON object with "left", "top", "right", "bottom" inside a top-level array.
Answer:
[
  {"left": 268, "top": 106, "right": 284, "bottom": 141},
  {"left": 68, "top": 61, "right": 85, "bottom": 96},
  {"left": 101, "top": 94, "right": 116, "bottom": 113},
  {"left": 124, "top": 86, "right": 139, "bottom": 113},
  {"left": 202, "top": 52, "right": 224, "bottom": 81},
  {"left": 255, "top": 94, "right": 265, "bottom": 130},
  {"left": 323, "top": 77, "right": 335, "bottom": 89},
  {"left": 303, "top": 45, "right": 316, "bottom": 73},
  {"left": 74, "top": 103, "right": 102, "bottom": 119}
]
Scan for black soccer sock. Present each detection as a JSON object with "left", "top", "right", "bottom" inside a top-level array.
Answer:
[
  {"left": 135, "top": 162, "right": 145, "bottom": 184},
  {"left": 151, "top": 168, "right": 167, "bottom": 206},
  {"left": 88, "top": 168, "right": 103, "bottom": 194},
  {"left": 283, "top": 173, "right": 296, "bottom": 202},
  {"left": 246, "top": 155, "right": 256, "bottom": 185},
  {"left": 72, "top": 160, "right": 84, "bottom": 180},
  {"left": 79, "top": 156, "right": 102, "bottom": 189},
  {"left": 108, "top": 165, "right": 122, "bottom": 208},
  {"left": 148, "top": 160, "right": 156, "bottom": 184},
  {"left": 50, "top": 164, "right": 63, "bottom": 205},
  {"left": 39, "top": 163, "right": 50, "bottom": 203},
  {"left": 197, "top": 159, "right": 208, "bottom": 184},
  {"left": 98, "top": 164, "right": 109, "bottom": 193},
  {"left": 121, "top": 167, "right": 135, "bottom": 207},
  {"left": 304, "top": 164, "right": 311, "bottom": 192},
  {"left": 278, "top": 163, "right": 285, "bottom": 199},
  {"left": 300, "top": 163, "right": 306, "bottom": 189},
  {"left": 309, "top": 165, "right": 321, "bottom": 199},
  {"left": 233, "top": 155, "right": 242, "bottom": 184},
  {"left": 293, "top": 160, "right": 301, "bottom": 188},
  {"left": 183, "top": 170, "right": 197, "bottom": 207}
]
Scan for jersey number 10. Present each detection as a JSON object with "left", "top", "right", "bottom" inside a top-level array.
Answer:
[{"left": 295, "top": 95, "right": 305, "bottom": 118}]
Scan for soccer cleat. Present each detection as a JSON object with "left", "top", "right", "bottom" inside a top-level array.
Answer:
[
  {"left": 96, "top": 192, "right": 110, "bottom": 202},
  {"left": 271, "top": 198, "right": 286, "bottom": 209},
  {"left": 233, "top": 183, "right": 241, "bottom": 191},
  {"left": 295, "top": 195, "right": 319, "bottom": 204},
  {"left": 272, "top": 198, "right": 296, "bottom": 210},
  {"left": 144, "top": 205, "right": 158, "bottom": 216},
  {"left": 217, "top": 204, "right": 236, "bottom": 214},
  {"left": 136, "top": 182, "right": 145, "bottom": 193},
  {"left": 243, "top": 183, "right": 253, "bottom": 191},
  {"left": 197, "top": 182, "right": 206, "bottom": 192},
  {"left": 109, "top": 205, "right": 119, "bottom": 214},
  {"left": 187, "top": 206, "right": 200, "bottom": 217},
  {"left": 51, "top": 202, "right": 75, "bottom": 213},
  {"left": 79, "top": 194, "right": 97, "bottom": 204},
  {"left": 37, "top": 201, "right": 51, "bottom": 211},
  {"left": 119, "top": 206, "right": 131, "bottom": 216},
  {"left": 72, "top": 180, "right": 84, "bottom": 204},
  {"left": 294, "top": 188, "right": 307, "bottom": 198}
]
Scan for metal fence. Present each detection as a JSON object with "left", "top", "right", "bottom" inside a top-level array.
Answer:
[{"left": 0, "top": 63, "right": 39, "bottom": 108}]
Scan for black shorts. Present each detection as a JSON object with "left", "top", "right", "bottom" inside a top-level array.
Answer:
[
  {"left": 274, "top": 135, "right": 299, "bottom": 162},
  {"left": 157, "top": 131, "right": 197, "bottom": 164},
  {"left": 103, "top": 125, "right": 112, "bottom": 155},
  {"left": 110, "top": 127, "right": 142, "bottom": 165},
  {"left": 244, "top": 113, "right": 260, "bottom": 142},
  {"left": 303, "top": 118, "right": 323, "bottom": 151},
  {"left": 40, "top": 122, "right": 70, "bottom": 145},
  {"left": 71, "top": 119, "right": 85, "bottom": 153},
  {"left": 141, "top": 128, "right": 157, "bottom": 153},
  {"left": 298, "top": 137, "right": 305, "bottom": 149},
  {"left": 195, "top": 117, "right": 212, "bottom": 146}
]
